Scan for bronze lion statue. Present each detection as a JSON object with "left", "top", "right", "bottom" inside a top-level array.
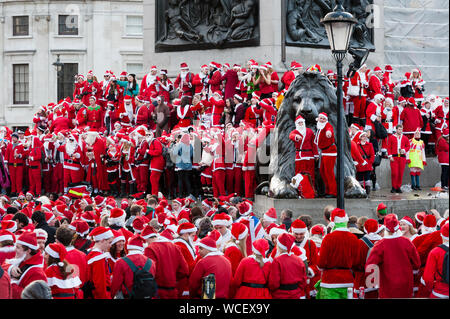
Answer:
[{"left": 267, "top": 71, "right": 366, "bottom": 199}]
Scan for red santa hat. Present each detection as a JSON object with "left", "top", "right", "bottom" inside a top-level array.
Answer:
[
  {"left": 44, "top": 212, "right": 55, "bottom": 224},
  {"left": 385, "top": 65, "right": 393, "bottom": 73},
  {"left": 89, "top": 227, "right": 114, "bottom": 242},
  {"left": 106, "top": 197, "right": 117, "bottom": 210},
  {"left": 141, "top": 225, "right": 158, "bottom": 240},
  {"left": 311, "top": 224, "right": 325, "bottom": 236},
  {"left": 111, "top": 229, "right": 126, "bottom": 246},
  {"left": 252, "top": 238, "right": 269, "bottom": 256},
  {"left": 327, "top": 69, "right": 335, "bottom": 76},
  {"left": 212, "top": 213, "right": 232, "bottom": 227},
  {"left": 132, "top": 216, "right": 147, "bottom": 234},
  {"left": 173, "top": 198, "right": 185, "bottom": 207},
  {"left": 127, "top": 234, "right": 146, "bottom": 252},
  {"left": 291, "top": 219, "right": 308, "bottom": 234},
  {"left": 363, "top": 219, "right": 379, "bottom": 234},
  {"left": 150, "top": 65, "right": 157, "bottom": 71},
  {"left": 373, "top": 66, "right": 382, "bottom": 72},
  {"left": 442, "top": 128, "right": 449, "bottom": 137},
  {"left": 0, "top": 229, "right": 15, "bottom": 243},
  {"left": 276, "top": 233, "right": 295, "bottom": 253},
  {"left": 213, "top": 90, "right": 223, "bottom": 98},
  {"left": 81, "top": 211, "right": 97, "bottom": 225},
  {"left": 94, "top": 195, "right": 106, "bottom": 207},
  {"left": 422, "top": 214, "right": 437, "bottom": 234},
  {"left": 384, "top": 214, "right": 400, "bottom": 233},
  {"left": 263, "top": 208, "right": 277, "bottom": 223},
  {"left": 26, "top": 191, "right": 34, "bottom": 198},
  {"left": 1, "top": 220, "right": 16, "bottom": 233},
  {"left": 251, "top": 92, "right": 261, "bottom": 101},
  {"left": 237, "top": 201, "right": 252, "bottom": 216},
  {"left": 201, "top": 64, "right": 208, "bottom": 70},
  {"left": 407, "top": 97, "right": 416, "bottom": 106},
  {"left": 177, "top": 222, "right": 197, "bottom": 235},
  {"left": 377, "top": 203, "right": 388, "bottom": 216},
  {"left": 180, "top": 62, "right": 189, "bottom": 70},
  {"left": 109, "top": 208, "right": 126, "bottom": 225},
  {"left": 120, "top": 199, "right": 129, "bottom": 210},
  {"left": 196, "top": 235, "right": 217, "bottom": 252},
  {"left": 415, "top": 211, "right": 426, "bottom": 224},
  {"left": 44, "top": 243, "right": 67, "bottom": 264},
  {"left": 70, "top": 220, "right": 90, "bottom": 237},
  {"left": 330, "top": 208, "right": 349, "bottom": 224},
  {"left": 81, "top": 196, "right": 93, "bottom": 206},
  {"left": 160, "top": 228, "right": 174, "bottom": 241},
  {"left": 317, "top": 112, "right": 328, "bottom": 120},
  {"left": 441, "top": 222, "right": 449, "bottom": 241},
  {"left": 295, "top": 115, "right": 305, "bottom": 125},
  {"left": 401, "top": 216, "right": 416, "bottom": 229},
  {"left": 268, "top": 224, "right": 287, "bottom": 237},
  {"left": 17, "top": 231, "right": 38, "bottom": 250},
  {"left": 231, "top": 222, "right": 248, "bottom": 243}
]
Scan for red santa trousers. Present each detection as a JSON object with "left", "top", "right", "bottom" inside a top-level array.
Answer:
[
  {"left": 28, "top": 166, "right": 42, "bottom": 196},
  {"left": 150, "top": 170, "right": 162, "bottom": 195},
  {"left": 9, "top": 165, "right": 23, "bottom": 194},
  {"left": 390, "top": 157, "right": 406, "bottom": 189},
  {"left": 136, "top": 164, "right": 149, "bottom": 192},
  {"left": 351, "top": 96, "right": 367, "bottom": 119},
  {"left": 226, "top": 166, "right": 243, "bottom": 195},
  {"left": 42, "top": 167, "right": 52, "bottom": 194},
  {"left": 244, "top": 169, "right": 256, "bottom": 199},
  {"left": 320, "top": 155, "right": 337, "bottom": 196},
  {"left": 296, "top": 159, "right": 316, "bottom": 186},
  {"left": 201, "top": 166, "right": 212, "bottom": 186},
  {"left": 212, "top": 169, "right": 226, "bottom": 198},
  {"left": 63, "top": 166, "right": 84, "bottom": 189},
  {"left": 51, "top": 163, "right": 64, "bottom": 193}
]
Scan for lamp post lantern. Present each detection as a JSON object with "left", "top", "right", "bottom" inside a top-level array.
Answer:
[{"left": 321, "top": 2, "right": 357, "bottom": 209}]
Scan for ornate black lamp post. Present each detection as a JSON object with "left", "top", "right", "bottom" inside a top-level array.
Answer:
[{"left": 321, "top": 2, "right": 357, "bottom": 209}]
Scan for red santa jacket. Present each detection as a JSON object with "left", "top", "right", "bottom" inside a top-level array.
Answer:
[
  {"left": 368, "top": 75, "right": 382, "bottom": 100},
  {"left": 144, "top": 238, "right": 189, "bottom": 297},
  {"left": 57, "top": 142, "right": 83, "bottom": 171},
  {"left": 0, "top": 246, "right": 15, "bottom": 265},
  {"left": 436, "top": 136, "right": 449, "bottom": 165},
  {"left": 387, "top": 134, "right": 410, "bottom": 158},
  {"left": 349, "top": 71, "right": 368, "bottom": 97},
  {"left": 192, "top": 73, "right": 209, "bottom": 95},
  {"left": 174, "top": 72, "right": 195, "bottom": 98},
  {"left": 134, "top": 139, "right": 150, "bottom": 166},
  {"left": 392, "top": 105, "right": 403, "bottom": 127},
  {"left": 173, "top": 238, "right": 197, "bottom": 298},
  {"left": 50, "top": 116, "right": 73, "bottom": 134},
  {"left": 86, "top": 249, "right": 112, "bottom": 299},
  {"left": 110, "top": 251, "right": 157, "bottom": 298},
  {"left": 281, "top": 70, "right": 296, "bottom": 90},
  {"left": 423, "top": 244, "right": 449, "bottom": 298},
  {"left": 26, "top": 140, "right": 43, "bottom": 168},
  {"left": 433, "top": 105, "right": 449, "bottom": 131},
  {"left": 86, "top": 105, "right": 103, "bottom": 130},
  {"left": 366, "top": 234, "right": 421, "bottom": 298},
  {"left": 175, "top": 104, "right": 193, "bottom": 128},
  {"left": 353, "top": 234, "right": 382, "bottom": 294},
  {"left": 135, "top": 105, "right": 149, "bottom": 127},
  {"left": 74, "top": 81, "right": 91, "bottom": 106},
  {"left": 314, "top": 122, "right": 337, "bottom": 155},
  {"left": 5, "top": 252, "right": 47, "bottom": 299},
  {"left": 268, "top": 252, "right": 307, "bottom": 299},
  {"left": 317, "top": 228, "right": 360, "bottom": 288},
  {"left": 289, "top": 128, "right": 318, "bottom": 161},
  {"left": 189, "top": 251, "right": 232, "bottom": 299},
  {"left": 140, "top": 73, "right": 160, "bottom": 99},
  {"left": 401, "top": 106, "right": 423, "bottom": 135},
  {"left": 356, "top": 141, "right": 375, "bottom": 172},
  {"left": 45, "top": 263, "right": 82, "bottom": 299},
  {"left": 65, "top": 246, "right": 88, "bottom": 286},
  {"left": 231, "top": 256, "right": 272, "bottom": 299},
  {"left": 75, "top": 106, "right": 88, "bottom": 128},
  {"left": 148, "top": 138, "right": 165, "bottom": 172},
  {"left": 208, "top": 70, "right": 223, "bottom": 94},
  {"left": 4, "top": 142, "right": 26, "bottom": 166},
  {"left": 244, "top": 105, "right": 259, "bottom": 128},
  {"left": 223, "top": 243, "right": 244, "bottom": 276},
  {"left": 209, "top": 96, "right": 225, "bottom": 127}
]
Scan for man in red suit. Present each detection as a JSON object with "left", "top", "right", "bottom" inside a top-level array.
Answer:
[
  {"left": 133, "top": 127, "right": 150, "bottom": 194},
  {"left": 4, "top": 132, "right": 26, "bottom": 196},
  {"left": 387, "top": 124, "right": 410, "bottom": 193},
  {"left": 367, "top": 66, "right": 384, "bottom": 101},
  {"left": 25, "top": 136, "right": 43, "bottom": 197},
  {"left": 433, "top": 97, "right": 449, "bottom": 137},
  {"left": 289, "top": 115, "right": 318, "bottom": 185},
  {"left": 268, "top": 233, "right": 307, "bottom": 299},
  {"left": 317, "top": 208, "right": 360, "bottom": 299},
  {"left": 366, "top": 214, "right": 421, "bottom": 298},
  {"left": 84, "top": 131, "right": 108, "bottom": 195},
  {"left": 148, "top": 132, "right": 165, "bottom": 196},
  {"left": 314, "top": 112, "right": 337, "bottom": 197},
  {"left": 189, "top": 236, "right": 232, "bottom": 299},
  {"left": 110, "top": 234, "right": 157, "bottom": 299},
  {"left": 192, "top": 64, "right": 210, "bottom": 96},
  {"left": 401, "top": 97, "right": 423, "bottom": 139},
  {"left": 139, "top": 65, "right": 160, "bottom": 100},
  {"left": 2, "top": 231, "right": 47, "bottom": 299},
  {"left": 209, "top": 91, "right": 225, "bottom": 128},
  {"left": 281, "top": 61, "right": 302, "bottom": 90},
  {"left": 174, "top": 62, "right": 195, "bottom": 102},
  {"left": 56, "top": 132, "right": 84, "bottom": 194},
  {"left": 173, "top": 223, "right": 197, "bottom": 298},
  {"left": 348, "top": 64, "right": 369, "bottom": 126},
  {"left": 208, "top": 62, "right": 223, "bottom": 96},
  {"left": 86, "top": 227, "right": 114, "bottom": 299},
  {"left": 144, "top": 231, "right": 189, "bottom": 299},
  {"left": 134, "top": 96, "right": 150, "bottom": 127}
]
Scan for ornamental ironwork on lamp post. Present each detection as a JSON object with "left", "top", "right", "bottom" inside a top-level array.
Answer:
[{"left": 321, "top": 2, "right": 357, "bottom": 209}]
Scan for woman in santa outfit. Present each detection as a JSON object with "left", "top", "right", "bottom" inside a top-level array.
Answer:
[
  {"left": 0, "top": 229, "right": 16, "bottom": 265},
  {"left": 231, "top": 238, "right": 272, "bottom": 299},
  {"left": 73, "top": 74, "right": 91, "bottom": 106},
  {"left": 353, "top": 219, "right": 382, "bottom": 299},
  {"left": 435, "top": 128, "right": 449, "bottom": 190},
  {"left": 209, "top": 91, "right": 225, "bottom": 128},
  {"left": 106, "top": 230, "right": 126, "bottom": 274},
  {"left": 356, "top": 131, "right": 375, "bottom": 194},
  {"left": 400, "top": 216, "right": 419, "bottom": 241},
  {"left": 174, "top": 98, "right": 194, "bottom": 130},
  {"left": 406, "top": 129, "right": 427, "bottom": 190},
  {"left": 433, "top": 97, "right": 449, "bottom": 138},
  {"left": 242, "top": 131, "right": 257, "bottom": 200},
  {"left": 410, "top": 69, "right": 426, "bottom": 106},
  {"left": 118, "top": 136, "right": 136, "bottom": 196},
  {"left": 420, "top": 100, "right": 435, "bottom": 154},
  {"left": 243, "top": 93, "right": 260, "bottom": 128},
  {"left": 224, "top": 222, "right": 248, "bottom": 276},
  {"left": 139, "top": 66, "right": 160, "bottom": 101},
  {"left": 147, "top": 131, "right": 165, "bottom": 196},
  {"left": 348, "top": 64, "right": 369, "bottom": 126},
  {"left": 423, "top": 221, "right": 449, "bottom": 299},
  {"left": 44, "top": 243, "right": 82, "bottom": 299},
  {"left": 268, "top": 233, "right": 307, "bottom": 299},
  {"left": 173, "top": 222, "right": 197, "bottom": 299}
]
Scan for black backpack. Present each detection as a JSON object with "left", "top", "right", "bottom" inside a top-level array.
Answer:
[
  {"left": 122, "top": 257, "right": 157, "bottom": 299},
  {"left": 438, "top": 245, "right": 449, "bottom": 285}
]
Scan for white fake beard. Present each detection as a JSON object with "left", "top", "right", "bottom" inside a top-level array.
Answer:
[
  {"left": 7, "top": 254, "right": 26, "bottom": 267},
  {"left": 85, "top": 133, "right": 97, "bottom": 146},
  {"left": 66, "top": 141, "right": 78, "bottom": 156},
  {"left": 296, "top": 124, "right": 306, "bottom": 136},
  {"left": 181, "top": 71, "right": 188, "bottom": 78},
  {"left": 188, "top": 236, "right": 195, "bottom": 247},
  {"left": 316, "top": 121, "right": 326, "bottom": 130}
]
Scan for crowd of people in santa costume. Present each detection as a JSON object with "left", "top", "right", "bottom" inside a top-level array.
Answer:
[
  {"left": 0, "top": 190, "right": 448, "bottom": 299},
  {"left": 0, "top": 60, "right": 448, "bottom": 204},
  {"left": 0, "top": 59, "right": 448, "bottom": 300}
]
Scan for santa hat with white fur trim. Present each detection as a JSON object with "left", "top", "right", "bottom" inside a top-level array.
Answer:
[
  {"left": 269, "top": 224, "right": 287, "bottom": 237},
  {"left": 295, "top": 115, "right": 305, "bottom": 125},
  {"left": 263, "top": 208, "right": 277, "bottom": 223},
  {"left": 196, "top": 235, "right": 217, "bottom": 252},
  {"left": 330, "top": 208, "right": 349, "bottom": 224},
  {"left": 231, "top": 222, "right": 248, "bottom": 243},
  {"left": 441, "top": 221, "right": 449, "bottom": 241},
  {"left": 127, "top": 234, "right": 146, "bottom": 252},
  {"left": 44, "top": 243, "right": 67, "bottom": 262},
  {"left": 111, "top": 229, "right": 126, "bottom": 246},
  {"left": 276, "top": 233, "right": 295, "bottom": 253},
  {"left": 0, "top": 229, "right": 15, "bottom": 243},
  {"left": 384, "top": 214, "right": 400, "bottom": 233},
  {"left": 252, "top": 238, "right": 269, "bottom": 256},
  {"left": 17, "top": 231, "right": 39, "bottom": 250},
  {"left": 89, "top": 227, "right": 114, "bottom": 242},
  {"left": 212, "top": 213, "right": 232, "bottom": 227},
  {"left": 290, "top": 219, "right": 308, "bottom": 234},
  {"left": 177, "top": 222, "right": 197, "bottom": 235},
  {"left": 108, "top": 208, "right": 126, "bottom": 226}
]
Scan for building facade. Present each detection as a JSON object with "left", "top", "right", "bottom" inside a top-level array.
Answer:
[{"left": 0, "top": 0, "right": 144, "bottom": 128}]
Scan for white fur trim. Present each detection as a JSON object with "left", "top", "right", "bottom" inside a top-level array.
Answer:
[
  {"left": 47, "top": 275, "right": 82, "bottom": 289},
  {"left": 197, "top": 242, "right": 217, "bottom": 252},
  {"left": 291, "top": 227, "right": 307, "bottom": 234},
  {"left": 179, "top": 227, "right": 197, "bottom": 235},
  {"left": 212, "top": 220, "right": 231, "bottom": 227},
  {"left": 263, "top": 215, "right": 277, "bottom": 223},
  {"left": 111, "top": 235, "right": 125, "bottom": 246},
  {"left": 92, "top": 230, "right": 114, "bottom": 242},
  {"left": 126, "top": 245, "right": 145, "bottom": 252},
  {"left": 333, "top": 215, "right": 349, "bottom": 224},
  {"left": 0, "top": 235, "right": 14, "bottom": 242},
  {"left": 16, "top": 240, "right": 38, "bottom": 251},
  {"left": 44, "top": 246, "right": 60, "bottom": 259}
]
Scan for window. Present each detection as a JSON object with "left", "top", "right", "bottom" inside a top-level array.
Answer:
[
  {"left": 126, "top": 63, "right": 143, "bottom": 75},
  {"left": 126, "top": 16, "right": 143, "bottom": 36},
  {"left": 57, "top": 63, "right": 78, "bottom": 101},
  {"left": 58, "top": 15, "right": 78, "bottom": 35},
  {"left": 13, "top": 16, "right": 29, "bottom": 36},
  {"left": 13, "top": 64, "right": 30, "bottom": 104}
]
